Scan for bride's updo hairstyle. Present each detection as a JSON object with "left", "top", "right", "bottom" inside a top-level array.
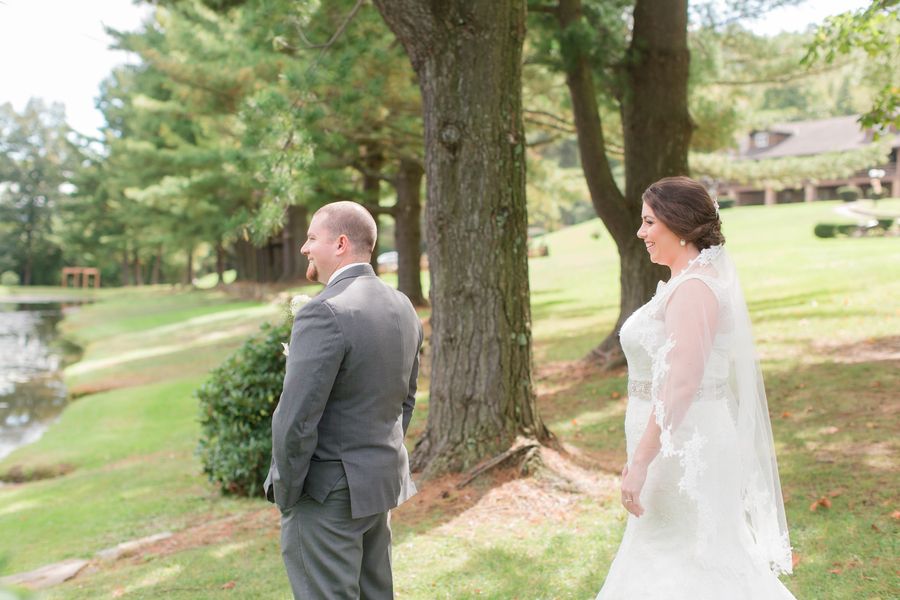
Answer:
[{"left": 642, "top": 176, "right": 725, "bottom": 250}]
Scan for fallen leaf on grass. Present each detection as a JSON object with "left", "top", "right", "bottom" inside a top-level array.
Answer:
[
  {"left": 818, "top": 426, "right": 839, "bottom": 435},
  {"left": 222, "top": 581, "right": 236, "bottom": 590},
  {"left": 810, "top": 497, "right": 832, "bottom": 511},
  {"left": 829, "top": 568, "right": 842, "bottom": 575},
  {"left": 792, "top": 553, "right": 801, "bottom": 569},
  {"left": 781, "top": 411, "right": 792, "bottom": 419},
  {"left": 891, "top": 510, "right": 900, "bottom": 520},
  {"left": 610, "top": 391, "right": 621, "bottom": 399},
  {"left": 871, "top": 523, "right": 881, "bottom": 532}
]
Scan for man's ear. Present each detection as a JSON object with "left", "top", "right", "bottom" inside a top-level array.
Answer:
[{"left": 335, "top": 234, "right": 351, "bottom": 255}]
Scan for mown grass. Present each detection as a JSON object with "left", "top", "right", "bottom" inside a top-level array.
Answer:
[{"left": 1, "top": 199, "right": 898, "bottom": 598}]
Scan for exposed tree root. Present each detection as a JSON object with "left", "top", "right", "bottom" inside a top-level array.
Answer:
[{"left": 456, "top": 437, "right": 544, "bottom": 489}]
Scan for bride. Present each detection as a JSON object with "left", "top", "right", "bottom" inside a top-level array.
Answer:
[{"left": 596, "top": 177, "right": 797, "bottom": 599}]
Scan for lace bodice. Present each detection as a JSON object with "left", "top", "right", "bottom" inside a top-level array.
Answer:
[{"left": 620, "top": 274, "right": 733, "bottom": 400}]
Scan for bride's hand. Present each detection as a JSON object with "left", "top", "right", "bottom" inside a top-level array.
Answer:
[{"left": 621, "top": 463, "right": 647, "bottom": 517}]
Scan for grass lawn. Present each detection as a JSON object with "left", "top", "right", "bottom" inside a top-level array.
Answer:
[{"left": 1, "top": 200, "right": 898, "bottom": 599}]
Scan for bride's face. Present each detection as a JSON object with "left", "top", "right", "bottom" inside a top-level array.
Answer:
[{"left": 637, "top": 202, "right": 682, "bottom": 267}]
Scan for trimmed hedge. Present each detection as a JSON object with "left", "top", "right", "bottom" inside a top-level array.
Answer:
[
  {"left": 196, "top": 319, "right": 291, "bottom": 497},
  {"left": 814, "top": 219, "right": 894, "bottom": 238},
  {"left": 717, "top": 197, "right": 736, "bottom": 210},
  {"left": 836, "top": 185, "right": 862, "bottom": 203}
]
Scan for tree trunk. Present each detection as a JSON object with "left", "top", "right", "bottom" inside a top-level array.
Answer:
[
  {"left": 362, "top": 146, "right": 385, "bottom": 273},
  {"left": 133, "top": 247, "right": 143, "bottom": 286},
  {"left": 288, "top": 205, "right": 310, "bottom": 280},
  {"left": 151, "top": 245, "right": 162, "bottom": 285},
  {"left": 280, "top": 205, "right": 309, "bottom": 282},
  {"left": 23, "top": 207, "right": 33, "bottom": 286},
  {"left": 280, "top": 213, "right": 294, "bottom": 283},
  {"left": 392, "top": 157, "right": 426, "bottom": 306},
  {"left": 185, "top": 245, "right": 194, "bottom": 286},
  {"left": 233, "top": 238, "right": 256, "bottom": 282},
  {"left": 374, "top": 0, "right": 551, "bottom": 475},
  {"left": 215, "top": 241, "right": 226, "bottom": 286},
  {"left": 556, "top": 0, "right": 690, "bottom": 367},
  {"left": 121, "top": 244, "right": 131, "bottom": 287}
]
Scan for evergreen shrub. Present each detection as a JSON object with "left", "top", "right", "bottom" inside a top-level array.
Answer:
[
  {"left": 196, "top": 318, "right": 292, "bottom": 496},
  {"left": 717, "top": 197, "right": 736, "bottom": 210},
  {"left": 836, "top": 185, "right": 862, "bottom": 202},
  {"left": 0, "top": 271, "right": 19, "bottom": 286}
]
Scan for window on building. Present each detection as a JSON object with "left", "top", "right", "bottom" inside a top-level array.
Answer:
[{"left": 753, "top": 132, "right": 769, "bottom": 148}]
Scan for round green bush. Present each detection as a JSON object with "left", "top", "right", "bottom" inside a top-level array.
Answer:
[
  {"left": 836, "top": 185, "right": 862, "bottom": 203},
  {"left": 0, "top": 271, "right": 20, "bottom": 286},
  {"left": 814, "top": 223, "right": 837, "bottom": 238},
  {"left": 717, "top": 197, "right": 736, "bottom": 210},
  {"left": 196, "top": 318, "right": 292, "bottom": 497}
]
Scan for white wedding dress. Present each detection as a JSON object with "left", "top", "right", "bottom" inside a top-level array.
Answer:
[{"left": 596, "top": 246, "right": 797, "bottom": 599}]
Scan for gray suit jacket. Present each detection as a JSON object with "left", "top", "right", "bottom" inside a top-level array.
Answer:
[{"left": 265, "top": 264, "right": 423, "bottom": 518}]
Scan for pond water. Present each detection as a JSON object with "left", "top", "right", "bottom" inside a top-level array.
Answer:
[{"left": 0, "top": 301, "right": 73, "bottom": 461}]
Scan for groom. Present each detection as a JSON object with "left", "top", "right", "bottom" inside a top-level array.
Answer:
[{"left": 265, "top": 201, "right": 423, "bottom": 599}]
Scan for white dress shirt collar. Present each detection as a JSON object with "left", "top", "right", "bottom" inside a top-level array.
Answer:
[{"left": 328, "top": 261, "right": 370, "bottom": 285}]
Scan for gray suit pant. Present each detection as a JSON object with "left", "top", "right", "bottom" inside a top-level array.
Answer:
[{"left": 280, "top": 476, "right": 393, "bottom": 599}]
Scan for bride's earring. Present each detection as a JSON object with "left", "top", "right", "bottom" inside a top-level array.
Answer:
[{"left": 680, "top": 239, "right": 686, "bottom": 247}]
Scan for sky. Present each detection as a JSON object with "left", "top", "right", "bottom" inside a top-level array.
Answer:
[{"left": 0, "top": 0, "right": 873, "bottom": 138}]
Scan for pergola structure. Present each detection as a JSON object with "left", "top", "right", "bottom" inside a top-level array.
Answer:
[{"left": 61, "top": 267, "right": 101, "bottom": 288}]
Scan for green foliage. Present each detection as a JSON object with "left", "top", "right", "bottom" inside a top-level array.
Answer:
[
  {"left": 813, "top": 223, "right": 840, "bottom": 237},
  {"left": 836, "top": 184, "right": 863, "bottom": 202},
  {"left": 804, "top": 0, "right": 900, "bottom": 131},
  {"left": 196, "top": 317, "right": 291, "bottom": 496},
  {"left": 692, "top": 143, "right": 890, "bottom": 189},
  {"left": 0, "top": 271, "right": 19, "bottom": 286},
  {"left": 0, "top": 100, "right": 80, "bottom": 285}
]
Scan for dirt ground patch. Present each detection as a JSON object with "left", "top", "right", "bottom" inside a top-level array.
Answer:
[
  {"left": 127, "top": 508, "right": 277, "bottom": 562},
  {"left": 396, "top": 444, "right": 617, "bottom": 539},
  {"left": 535, "top": 359, "right": 613, "bottom": 395},
  {"left": 814, "top": 335, "right": 900, "bottom": 364}
]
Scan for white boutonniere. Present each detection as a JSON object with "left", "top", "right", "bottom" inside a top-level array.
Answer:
[
  {"left": 282, "top": 294, "right": 312, "bottom": 357},
  {"left": 290, "top": 294, "right": 312, "bottom": 317}
]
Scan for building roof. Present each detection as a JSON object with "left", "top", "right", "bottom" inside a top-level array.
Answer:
[{"left": 738, "top": 114, "right": 900, "bottom": 159}]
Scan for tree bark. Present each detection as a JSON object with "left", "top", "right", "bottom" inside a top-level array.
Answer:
[
  {"left": 280, "top": 204, "right": 309, "bottom": 281},
  {"left": 120, "top": 244, "right": 131, "bottom": 287},
  {"left": 151, "top": 245, "right": 162, "bottom": 285},
  {"left": 556, "top": 0, "right": 690, "bottom": 367},
  {"left": 374, "top": 0, "right": 552, "bottom": 475},
  {"left": 23, "top": 204, "right": 34, "bottom": 286},
  {"left": 362, "top": 145, "right": 385, "bottom": 273},
  {"left": 392, "top": 157, "right": 426, "bottom": 306},
  {"left": 215, "top": 241, "right": 226, "bottom": 286},
  {"left": 23, "top": 230, "right": 33, "bottom": 286},
  {"left": 133, "top": 246, "right": 143, "bottom": 286},
  {"left": 185, "top": 245, "right": 194, "bottom": 286}
]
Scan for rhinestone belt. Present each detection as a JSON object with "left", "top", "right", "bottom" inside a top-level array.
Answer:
[{"left": 627, "top": 379, "right": 729, "bottom": 401}]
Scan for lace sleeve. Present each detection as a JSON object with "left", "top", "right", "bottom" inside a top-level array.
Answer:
[{"left": 651, "top": 277, "right": 719, "bottom": 455}]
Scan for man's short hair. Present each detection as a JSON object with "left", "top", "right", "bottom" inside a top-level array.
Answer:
[{"left": 315, "top": 201, "right": 378, "bottom": 256}]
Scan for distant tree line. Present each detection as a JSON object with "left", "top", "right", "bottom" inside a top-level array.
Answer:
[{"left": 2, "top": 0, "right": 895, "bottom": 473}]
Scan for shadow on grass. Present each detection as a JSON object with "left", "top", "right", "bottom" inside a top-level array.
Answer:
[
  {"left": 426, "top": 541, "right": 605, "bottom": 599},
  {"left": 746, "top": 288, "right": 856, "bottom": 314}
]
